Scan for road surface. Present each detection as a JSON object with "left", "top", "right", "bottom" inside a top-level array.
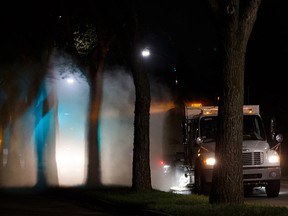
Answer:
[{"left": 244, "top": 178, "right": 288, "bottom": 208}]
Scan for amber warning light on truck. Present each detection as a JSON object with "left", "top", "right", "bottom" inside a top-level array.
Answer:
[{"left": 186, "top": 102, "right": 202, "bottom": 107}]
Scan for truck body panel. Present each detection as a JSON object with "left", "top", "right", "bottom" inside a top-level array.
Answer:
[{"left": 162, "top": 104, "right": 282, "bottom": 197}]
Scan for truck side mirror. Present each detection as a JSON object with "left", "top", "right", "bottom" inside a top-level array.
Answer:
[
  {"left": 271, "top": 117, "right": 276, "bottom": 141},
  {"left": 271, "top": 134, "right": 283, "bottom": 155},
  {"left": 276, "top": 134, "right": 283, "bottom": 144},
  {"left": 196, "top": 137, "right": 203, "bottom": 145}
]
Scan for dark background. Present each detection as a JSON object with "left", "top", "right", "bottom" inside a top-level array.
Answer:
[
  {"left": 139, "top": 0, "right": 288, "bottom": 174},
  {"left": 1, "top": 1, "right": 288, "bottom": 173}
]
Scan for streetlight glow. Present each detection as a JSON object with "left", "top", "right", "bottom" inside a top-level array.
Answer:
[
  {"left": 66, "top": 78, "right": 74, "bottom": 84},
  {"left": 141, "top": 48, "right": 150, "bottom": 57}
]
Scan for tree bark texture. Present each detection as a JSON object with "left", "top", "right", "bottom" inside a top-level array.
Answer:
[
  {"left": 209, "top": 0, "right": 261, "bottom": 204},
  {"left": 85, "top": 39, "right": 106, "bottom": 188},
  {"left": 131, "top": 6, "right": 152, "bottom": 192}
]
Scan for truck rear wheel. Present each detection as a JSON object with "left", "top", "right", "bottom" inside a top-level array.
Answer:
[{"left": 265, "top": 180, "right": 280, "bottom": 197}]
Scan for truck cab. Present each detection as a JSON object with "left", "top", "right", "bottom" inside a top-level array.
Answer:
[{"left": 166, "top": 104, "right": 283, "bottom": 197}]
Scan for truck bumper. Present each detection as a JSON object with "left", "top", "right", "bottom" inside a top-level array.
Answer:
[
  {"left": 202, "top": 166, "right": 281, "bottom": 185},
  {"left": 243, "top": 166, "right": 281, "bottom": 185}
]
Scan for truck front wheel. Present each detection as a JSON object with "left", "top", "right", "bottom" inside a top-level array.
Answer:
[
  {"left": 265, "top": 180, "right": 280, "bottom": 197},
  {"left": 194, "top": 164, "right": 210, "bottom": 195}
]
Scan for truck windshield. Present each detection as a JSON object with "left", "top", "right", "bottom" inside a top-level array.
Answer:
[{"left": 200, "top": 115, "right": 266, "bottom": 142}]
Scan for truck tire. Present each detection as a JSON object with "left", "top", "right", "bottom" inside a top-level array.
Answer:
[
  {"left": 194, "top": 164, "right": 210, "bottom": 195},
  {"left": 265, "top": 180, "right": 280, "bottom": 197},
  {"left": 244, "top": 186, "right": 254, "bottom": 197}
]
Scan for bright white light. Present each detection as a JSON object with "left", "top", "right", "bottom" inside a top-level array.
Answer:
[
  {"left": 66, "top": 78, "right": 74, "bottom": 84},
  {"left": 56, "top": 71, "right": 89, "bottom": 186},
  {"left": 205, "top": 158, "right": 216, "bottom": 166},
  {"left": 142, "top": 48, "right": 150, "bottom": 57},
  {"left": 269, "top": 155, "right": 279, "bottom": 163},
  {"left": 178, "top": 174, "right": 190, "bottom": 187},
  {"left": 56, "top": 145, "right": 85, "bottom": 186}
]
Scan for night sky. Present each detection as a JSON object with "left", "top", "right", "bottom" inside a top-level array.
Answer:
[
  {"left": 144, "top": 1, "right": 287, "bottom": 101},
  {"left": 1, "top": 1, "right": 288, "bottom": 147},
  {"left": 135, "top": 1, "right": 288, "bottom": 167}
]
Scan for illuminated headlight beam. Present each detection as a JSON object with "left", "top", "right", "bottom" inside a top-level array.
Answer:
[
  {"left": 268, "top": 155, "right": 280, "bottom": 163},
  {"left": 204, "top": 158, "right": 216, "bottom": 166}
]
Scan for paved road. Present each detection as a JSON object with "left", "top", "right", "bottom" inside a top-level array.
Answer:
[{"left": 244, "top": 178, "right": 288, "bottom": 208}]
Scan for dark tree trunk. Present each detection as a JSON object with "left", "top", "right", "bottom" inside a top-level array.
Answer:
[
  {"left": 57, "top": 12, "right": 116, "bottom": 188},
  {"left": 208, "top": 0, "right": 261, "bottom": 204},
  {"left": 85, "top": 39, "right": 106, "bottom": 188},
  {"left": 210, "top": 41, "right": 245, "bottom": 204},
  {"left": 86, "top": 79, "right": 102, "bottom": 187},
  {"left": 131, "top": 7, "right": 152, "bottom": 192}
]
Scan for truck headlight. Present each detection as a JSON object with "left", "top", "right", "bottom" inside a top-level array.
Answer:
[
  {"left": 204, "top": 158, "right": 216, "bottom": 166},
  {"left": 268, "top": 155, "right": 279, "bottom": 163}
]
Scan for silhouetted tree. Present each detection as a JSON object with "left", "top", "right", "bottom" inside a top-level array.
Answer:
[
  {"left": 129, "top": 1, "right": 152, "bottom": 192},
  {"left": 0, "top": 11, "right": 58, "bottom": 188},
  {"left": 208, "top": 0, "right": 261, "bottom": 204},
  {"left": 49, "top": 2, "right": 124, "bottom": 187}
]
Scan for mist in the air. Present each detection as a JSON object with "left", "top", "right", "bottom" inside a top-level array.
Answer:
[
  {"left": 99, "top": 69, "right": 175, "bottom": 191},
  {"left": 0, "top": 51, "right": 177, "bottom": 191}
]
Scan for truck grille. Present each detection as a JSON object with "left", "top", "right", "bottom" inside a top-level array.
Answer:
[{"left": 242, "top": 152, "right": 264, "bottom": 165}]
